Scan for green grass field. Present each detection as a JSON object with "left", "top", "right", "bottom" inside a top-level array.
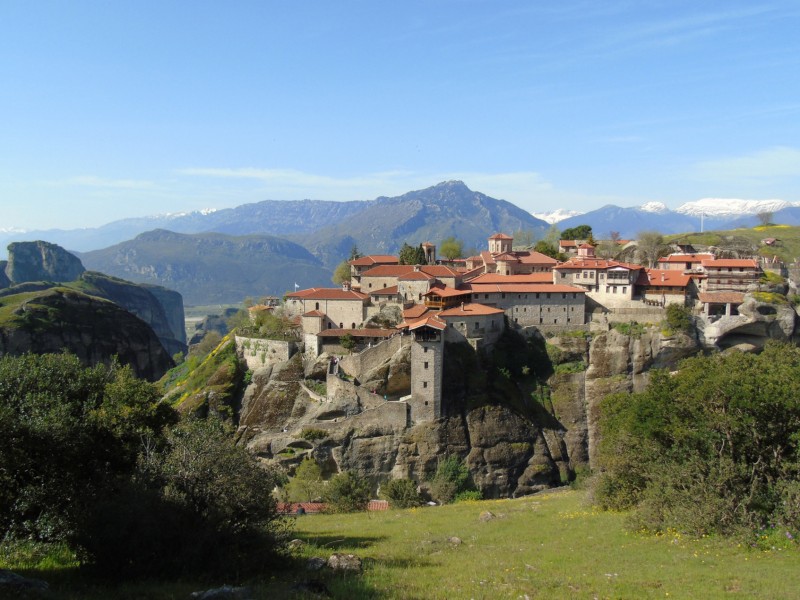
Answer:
[
  {"left": 4, "top": 489, "right": 800, "bottom": 599},
  {"left": 666, "top": 224, "right": 800, "bottom": 264}
]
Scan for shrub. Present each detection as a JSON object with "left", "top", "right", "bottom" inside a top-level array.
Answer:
[
  {"left": 595, "top": 342, "right": 800, "bottom": 537},
  {"left": 554, "top": 361, "right": 586, "bottom": 374},
  {"left": 429, "top": 456, "right": 475, "bottom": 504},
  {"left": 78, "top": 418, "right": 288, "bottom": 578},
  {"left": 300, "top": 427, "right": 327, "bottom": 441},
  {"left": 612, "top": 321, "right": 647, "bottom": 337},
  {"left": 761, "top": 271, "right": 784, "bottom": 285},
  {"left": 381, "top": 478, "right": 422, "bottom": 508},
  {"left": 324, "top": 471, "right": 371, "bottom": 513},
  {"left": 285, "top": 458, "right": 324, "bottom": 502},
  {"left": 454, "top": 490, "right": 483, "bottom": 502},
  {"left": 664, "top": 304, "right": 692, "bottom": 333}
]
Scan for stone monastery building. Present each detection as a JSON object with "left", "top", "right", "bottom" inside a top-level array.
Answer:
[{"left": 283, "top": 232, "right": 759, "bottom": 424}]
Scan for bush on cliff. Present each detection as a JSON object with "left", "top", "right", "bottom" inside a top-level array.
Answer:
[{"left": 595, "top": 342, "right": 800, "bottom": 538}]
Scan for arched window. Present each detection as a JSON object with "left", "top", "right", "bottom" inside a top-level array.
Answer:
[{"left": 351, "top": 322, "right": 355, "bottom": 329}]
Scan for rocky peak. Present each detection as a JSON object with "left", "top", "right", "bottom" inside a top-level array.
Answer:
[{"left": 5, "top": 241, "right": 85, "bottom": 284}]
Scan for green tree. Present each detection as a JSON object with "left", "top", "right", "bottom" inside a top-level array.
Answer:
[
  {"left": 348, "top": 244, "right": 362, "bottom": 260},
  {"left": 560, "top": 225, "right": 592, "bottom": 240},
  {"left": 285, "top": 457, "right": 325, "bottom": 502},
  {"left": 533, "top": 240, "right": 564, "bottom": 260},
  {"left": 0, "top": 354, "right": 175, "bottom": 542},
  {"left": 439, "top": 236, "right": 464, "bottom": 260},
  {"left": 513, "top": 229, "right": 535, "bottom": 248},
  {"left": 339, "top": 333, "right": 356, "bottom": 352},
  {"left": 595, "top": 342, "right": 800, "bottom": 536},
  {"left": 332, "top": 260, "right": 351, "bottom": 285},
  {"left": 80, "top": 417, "right": 287, "bottom": 578},
  {"left": 398, "top": 243, "right": 427, "bottom": 265},
  {"left": 324, "top": 471, "right": 371, "bottom": 512}
]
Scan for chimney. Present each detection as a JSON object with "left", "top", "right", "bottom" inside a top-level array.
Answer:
[{"left": 342, "top": 281, "right": 350, "bottom": 291}]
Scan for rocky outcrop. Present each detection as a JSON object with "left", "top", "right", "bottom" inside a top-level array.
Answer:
[
  {"left": 700, "top": 294, "right": 797, "bottom": 350},
  {"left": 78, "top": 271, "right": 186, "bottom": 355},
  {"left": 0, "top": 288, "right": 173, "bottom": 380},
  {"left": 0, "top": 262, "right": 9, "bottom": 289},
  {"left": 5, "top": 240, "right": 85, "bottom": 283},
  {"left": 189, "top": 308, "right": 238, "bottom": 345}
]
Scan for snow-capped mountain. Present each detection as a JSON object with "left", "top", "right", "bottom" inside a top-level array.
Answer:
[
  {"left": 639, "top": 202, "right": 669, "bottom": 213},
  {"left": 531, "top": 208, "right": 583, "bottom": 224},
  {"left": 676, "top": 198, "right": 800, "bottom": 218}
]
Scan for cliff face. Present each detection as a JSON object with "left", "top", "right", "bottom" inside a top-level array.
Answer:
[
  {"left": 2, "top": 242, "right": 187, "bottom": 357},
  {"left": 77, "top": 272, "right": 186, "bottom": 355},
  {"left": 235, "top": 326, "right": 705, "bottom": 498},
  {"left": 5, "top": 241, "right": 85, "bottom": 283},
  {"left": 0, "top": 288, "right": 173, "bottom": 380}
]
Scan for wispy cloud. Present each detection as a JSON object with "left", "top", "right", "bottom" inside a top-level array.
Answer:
[
  {"left": 692, "top": 146, "right": 800, "bottom": 185},
  {"left": 56, "top": 175, "right": 155, "bottom": 190}
]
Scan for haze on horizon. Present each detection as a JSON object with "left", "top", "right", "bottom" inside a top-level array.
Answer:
[{"left": 2, "top": 1, "right": 799, "bottom": 231}]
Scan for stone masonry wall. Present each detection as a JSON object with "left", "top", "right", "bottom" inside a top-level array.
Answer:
[
  {"left": 236, "top": 336, "right": 297, "bottom": 370},
  {"left": 339, "top": 334, "right": 409, "bottom": 380}
]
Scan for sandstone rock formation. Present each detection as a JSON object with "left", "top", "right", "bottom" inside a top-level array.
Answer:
[
  {"left": 0, "top": 288, "right": 173, "bottom": 380},
  {"left": 5, "top": 240, "right": 85, "bottom": 283}
]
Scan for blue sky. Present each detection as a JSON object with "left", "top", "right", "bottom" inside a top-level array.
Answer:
[{"left": 2, "top": 1, "right": 799, "bottom": 230}]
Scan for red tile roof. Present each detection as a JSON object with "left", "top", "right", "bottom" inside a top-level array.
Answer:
[
  {"left": 302, "top": 310, "right": 326, "bottom": 318},
  {"left": 349, "top": 255, "right": 399, "bottom": 266},
  {"left": 515, "top": 251, "right": 558, "bottom": 265},
  {"left": 424, "top": 286, "right": 471, "bottom": 298},
  {"left": 467, "top": 283, "right": 585, "bottom": 294},
  {"left": 489, "top": 233, "right": 513, "bottom": 240},
  {"left": 287, "top": 287, "right": 369, "bottom": 300},
  {"left": 555, "top": 259, "right": 643, "bottom": 271},
  {"left": 639, "top": 269, "right": 693, "bottom": 288},
  {"left": 698, "top": 292, "right": 746, "bottom": 304},
  {"left": 403, "top": 304, "right": 430, "bottom": 319},
  {"left": 360, "top": 264, "right": 461, "bottom": 279},
  {"left": 658, "top": 253, "right": 714, "bottom": 264},
  {"left": 469, "top": 273, "right": 554, "bottom": 284},
  {"left": 399, "top": 271, "right": 435, "bottom": 281},
  {"left": 439, "top": 302, "right": 505, "bottom": 317},
  {"left": 370, "top": 285, "right": 398, "bottom": 296},
  {"left": 405, "top": 315, "right": 447, "bottom": 331},
  {"left": 701, "top": 259, "right": 759, "bottom": 269},
  {"left": 559, "top": 240, "right": 579, "bottom": 248},
  {"left": 493, "top": 252, "right": 520, "bottom": 262}
]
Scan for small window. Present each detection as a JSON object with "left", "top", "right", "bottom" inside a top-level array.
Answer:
[
  {"left": 424, "top": 361, "right": 429, "bottom": 369},
  {"left": 546, "top": 293, "right": 551, "bottom": 299},
  {"left": 315, "top": 302, "right": 319, "bottom": 310},
  {"left": 484, "top": 294, "right": 489, "bottom": 299},
  {"left": 474, "top": 322, "right": 479, "bottom": 329},
  {"left": 562, "top": 293, "right": 566, "bottom": 299},
  {"left": 423, "top": 381, "right": 428, "bottom": 389},
  {"left": 622, "top": 287, "right": 627, "bottom": 294},
  {"left": 424, "top": 347, "right": 428, "bottom": 353}
]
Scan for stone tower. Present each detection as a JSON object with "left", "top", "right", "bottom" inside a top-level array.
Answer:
[
  {"left": 488, "top": 233, "right": 513, "bottom": 254},
  {"left": 408, "top": 317, "right": 445, "bottom": 423},
  {"left": 421, "top": 241, "right": 436, "bottom": 264}
]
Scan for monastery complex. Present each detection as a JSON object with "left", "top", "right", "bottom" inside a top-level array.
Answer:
[{"left": 282, "top": 233, "right": 762, "bottom": 424}]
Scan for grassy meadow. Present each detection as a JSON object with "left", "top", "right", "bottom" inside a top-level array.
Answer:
[{"left": 4, "top": 488, "right": 800, "bottom": 599}]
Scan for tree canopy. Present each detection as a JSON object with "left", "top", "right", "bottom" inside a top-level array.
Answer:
[
  {"left": 332, "top": 260, "right": 351, "bottom": 285},
  {"left": 439, "top": 236, "right": 464, "bottom": 260},
  {"left": 560, "top": 225, "right": 592, "bottom": 240},
  {"left": 398, "top": 243, "right": 427, "bottom": 265},
  {"left": 595, "top": 342, "right": 800, "bottom": 537}
]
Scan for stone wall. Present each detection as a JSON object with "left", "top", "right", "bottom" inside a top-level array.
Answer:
[
  {"left": 235, "top": 336, "right": 297, "bottom": 370},
  {"left": 338, "top": 334, "right": 409, "bottom": 379},
  {"left": 410, "top": 337, "right": 443, "bottom": 423}
]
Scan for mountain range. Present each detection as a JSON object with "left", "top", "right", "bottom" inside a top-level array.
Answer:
[{"left": 4, "top": 181, "right": 799, "bottom": 305}]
